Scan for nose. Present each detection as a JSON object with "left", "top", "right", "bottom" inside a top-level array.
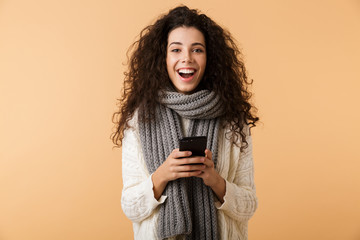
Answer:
[{"left": 181, "top": 50, "right": 193, "bottom": 63}]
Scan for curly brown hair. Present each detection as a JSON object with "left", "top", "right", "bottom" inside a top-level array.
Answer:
[{"left": 111, "top": 5, "right": 259, "bottom": 151}]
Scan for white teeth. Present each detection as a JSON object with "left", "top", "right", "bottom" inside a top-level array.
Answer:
[{"left": 178, "top": 69, "right": 195, "bottom": 74}]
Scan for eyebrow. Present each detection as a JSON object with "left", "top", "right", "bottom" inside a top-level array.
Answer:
[{"left": 168, "top": 42, "right": 206, "bottom": 48}]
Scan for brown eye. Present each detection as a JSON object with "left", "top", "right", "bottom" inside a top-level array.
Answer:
[{"left": 193, "top": 48, "right": 204, "bottom": 53}]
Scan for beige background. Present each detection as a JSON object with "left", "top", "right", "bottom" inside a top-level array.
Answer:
[{"left": 1, "top": 0, "right": 360, "bottom": 239}]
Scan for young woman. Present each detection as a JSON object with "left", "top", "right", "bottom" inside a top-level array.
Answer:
[{"left": 112, "top": 5, "right": 259, "bottom": 240}]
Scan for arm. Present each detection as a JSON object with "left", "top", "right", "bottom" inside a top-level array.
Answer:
[
  {"left": 120, "top": 118, "right": 167, "bottom": 223},
  {"left": 121, "top": 116, "right": 207, "bottom": 222},
  {"left": 196, "top": 149, "right": 226, "bottom": 203},
  {"left": 215, "top": 127, "right": 258, "bottom": 222}
]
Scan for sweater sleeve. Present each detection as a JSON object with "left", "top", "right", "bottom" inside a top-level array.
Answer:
[
  {"left": 215, "top": 126, "right": 258, "bottom": 222},
  {"left": 120, "top": 115, "right": 167, "bottom": 223}
]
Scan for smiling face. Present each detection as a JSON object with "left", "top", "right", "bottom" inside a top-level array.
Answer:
[{"left": 166, "top": 27, "right": 206, "bottom": 94}]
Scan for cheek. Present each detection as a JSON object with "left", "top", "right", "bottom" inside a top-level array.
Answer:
[
  {"left": 198, "top": 58, "right": 207, "bottom": 80},
  {"left": 166, "top": 56, "right": 175, "bottom": 70},
  {"left": 198, "top": 55, "right": 207, "bottom": 69},
  {"left": 166, "top": 58, "right": 178, "bottom": 81},
  {"left": 166, "top": 55, "right": 170, "bottom": 68}
]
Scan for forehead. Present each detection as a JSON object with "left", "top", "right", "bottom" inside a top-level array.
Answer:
[{"left": 167, "top": 27, "right": 205, "bottom": 46}]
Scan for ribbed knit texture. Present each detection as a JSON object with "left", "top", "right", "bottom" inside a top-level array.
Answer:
[{"left": 138, "top": 90, "right": 223, "bottom": 240}]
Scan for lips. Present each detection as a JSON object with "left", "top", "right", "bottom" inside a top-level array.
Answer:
[{"left": 177, "top": 68, "right": 197, "bottom": 82}]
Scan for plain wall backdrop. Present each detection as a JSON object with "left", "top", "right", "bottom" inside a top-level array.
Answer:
[{"left": 1, "top": 0, "right": 360, "bottom": 239}]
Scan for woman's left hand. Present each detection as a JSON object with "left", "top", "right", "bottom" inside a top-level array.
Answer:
[{"left": 196, "top": 149, "right": 226, "bottom": 203}]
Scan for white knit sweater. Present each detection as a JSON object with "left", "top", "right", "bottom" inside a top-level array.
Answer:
[{"left": 121, "top": 112, "right": 258, "bottom": 240}]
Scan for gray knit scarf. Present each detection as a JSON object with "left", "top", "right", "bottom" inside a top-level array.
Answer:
[{"left": 138, "top": 90, "right": 223, "bottom": 240}]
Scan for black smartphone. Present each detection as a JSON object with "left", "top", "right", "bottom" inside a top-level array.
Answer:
[{"left": 179, "top": 136, "right": 207, "bottom": 157}]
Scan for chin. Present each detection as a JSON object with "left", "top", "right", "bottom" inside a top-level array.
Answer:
[
  {"left": 176, "top": 88, "right": 193, "bottom": 94},
  {"left": 178, "top": 86, "right": 200, "bottom": 94}
]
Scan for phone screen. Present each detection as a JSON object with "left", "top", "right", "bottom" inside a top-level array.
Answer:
[{"left": 179, "top": 136, "right": 207, "bottom": 157}]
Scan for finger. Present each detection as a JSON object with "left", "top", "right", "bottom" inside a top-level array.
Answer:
[
  {"left": 205, "top": 149, "right": 212, "bottom": 160},
  {"left": 175, "top": 171, "right": 203, "bottom": 178},
  {"left": 175, "top": 164, "right": 206, "bottom": 172},
  {"left": 202, "top": 157, "right": 214, "bottom": 168},
  {"left": 177, "top": 156, "right": 205, "bottom": 165},
  {"left": 172, "top": 149, "right": 192, "bottom": 159}
]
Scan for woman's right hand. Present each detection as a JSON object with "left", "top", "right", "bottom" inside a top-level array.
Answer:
[{"left": 151, "top": 148, "right": 206, "bottom": 200}]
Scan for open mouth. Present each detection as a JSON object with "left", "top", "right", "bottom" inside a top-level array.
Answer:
[{"left": 177, "top": 69, "right": 196, "bottom": 79}]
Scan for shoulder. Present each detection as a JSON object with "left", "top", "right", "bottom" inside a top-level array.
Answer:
[
  {"left": 123, "top": 109, "right": 141, "bottom": 144},
  {"left": 126, "top": 109, "right": 139, "bottom": 130}
]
